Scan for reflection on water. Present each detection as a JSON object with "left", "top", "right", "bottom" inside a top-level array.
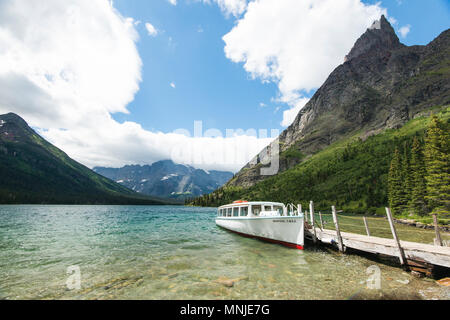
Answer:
[{"left": 0, "top": 205, "right": 448, "bottom": 300}]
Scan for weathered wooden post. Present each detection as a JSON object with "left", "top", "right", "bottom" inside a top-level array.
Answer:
[
  {"left": 385, "top": 207, "right": 407, "bottom": 267},
  {"left": 363, "top": 216, "right": 371, "bottom": 237},
  {"left": 331, "top": 206, "right": 344, "bottom": 252},
  {"left": 310, "top": 201, "right": 317, "bottom": 243},
  {"left": 432, "top": 214, "right": 443, "bottom": 247},
  {"left": 319, "top": 211, "right": 324, "bottom": 231}
]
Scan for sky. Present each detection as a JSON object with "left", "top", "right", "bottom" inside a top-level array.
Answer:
[{"left": 0, "top": 0, "right": 448, "bottom": 172}]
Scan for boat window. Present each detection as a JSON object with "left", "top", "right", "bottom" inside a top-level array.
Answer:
[
  {"left": 240, "top": 206, "right": 248, "bottom": 216},
  {"left": 227, "top": 208, "right": 232, "bottom": 217},
  {"left": 233, "top": 207, "right": 239, "bottom": 217},
  {"left": 274, "top": 206, "right": 283, "bottom": 215},
  {"left": 264, "top": 205, "right": 272, "bottom": 211},
  {"left": 252, "top": 205, "right": 261, "bottom": 216},
  {"left": 220, "top": 209, "right": 224, "bottom": 216}
]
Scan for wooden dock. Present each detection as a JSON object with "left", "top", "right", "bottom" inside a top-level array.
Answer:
[{"left": 301, "top": 203, "right": 450, "bottom": 276}]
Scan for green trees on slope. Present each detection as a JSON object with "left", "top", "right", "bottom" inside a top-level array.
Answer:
[
  {"left": 388, "top": 115, "right": 449, "bottom": 216},
  {"left": 191, "top": 107, "right": 449, "bottom": 216},
  {"left": 424, "top": 115, "right": 450, "bottom": 215},
  {"left": 388, "top": 148, "right": 407, "bottom": 213},
  {"left": 410, "top": 137, "right": 427, "bottom": 215}
]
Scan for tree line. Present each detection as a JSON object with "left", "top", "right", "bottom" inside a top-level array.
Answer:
[{"left": 388, "top": 114, "right": 449, "bottom": 217}]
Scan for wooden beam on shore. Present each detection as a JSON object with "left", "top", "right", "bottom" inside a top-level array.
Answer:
[
  {"left": 331, "top": 206, "right": 344, "bottom": 252},
  {"left": 433, "top": 213, "right": 443, "bottom": 247},
  {"left": 363, "top": 216, "right": 371, "bottom": 237},
  {"left": 385, "top": 207, "right": 407, "bottom": 267}
]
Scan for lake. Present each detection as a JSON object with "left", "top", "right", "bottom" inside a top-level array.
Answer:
[{"left": 0, "top": 205, "right": 448, "bottom": 300}]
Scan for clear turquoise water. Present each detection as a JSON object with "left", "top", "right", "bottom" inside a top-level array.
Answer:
[{"left": 0, "top": 205, "right": 448, "bottom": 300}]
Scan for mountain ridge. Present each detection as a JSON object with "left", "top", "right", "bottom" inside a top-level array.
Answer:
[
  {"left": 226, "top": 16, "right": 450, "bottom": 188},
  {"left": 94, "top": 160, "right": 233, "bottom": 199},
  {"left": 0, "top": 112, "right": 177, "bottom": 205}
]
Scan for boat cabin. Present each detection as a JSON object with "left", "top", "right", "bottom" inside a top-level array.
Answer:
[{"left": 217, "top": 201, "right": 288, "bottom": 218}]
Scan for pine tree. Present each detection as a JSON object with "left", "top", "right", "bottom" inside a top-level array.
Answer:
[
  {"left": 424, "top": 115, "right": 450, "bottom": 215},
  {"left": 402, "top": 142, "right": 413, "bottom": 210},
  {"left": 409, "top": 136, "right": 427, "bottom": 215},
  {"left": 388, "top": 148, "right": 407, "bottom": 215}
]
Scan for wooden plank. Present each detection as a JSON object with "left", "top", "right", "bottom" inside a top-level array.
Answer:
[
  {"left": 385, "top": 207, "right": 407, "bottom": 267},
  {"left": 331, "top": 206, "right": 344, "bottom": 252}
]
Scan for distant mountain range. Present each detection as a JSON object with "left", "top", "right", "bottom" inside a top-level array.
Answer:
[
  {"left": 94, "top": 161, "right": 234, "bottom": 199},
  {"left": 0, "top": 113, "right": 177, "bottom": 205}
]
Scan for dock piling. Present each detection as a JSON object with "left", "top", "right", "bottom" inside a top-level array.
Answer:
[
  {"left": 432, "top": 214, "right": 443, "bottom": 247},
  {"left": 310, "top": 201, "right": 317, "bottom": 243},
  {"left": 363, "top": 216, "right": 371, "bottom": 237},
  {"left": 385, "top": 207, "right": 407, "bottom": 267},
  {"left": 331, "top": 206, "right": 344, "bottom": 252},
  {"left": 319, "top": 211, "right": 324, "bottom": 231}
]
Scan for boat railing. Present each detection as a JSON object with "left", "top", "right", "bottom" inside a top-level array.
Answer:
[{"left": 286, "top": 203, "right": 303, "bottom": 217}]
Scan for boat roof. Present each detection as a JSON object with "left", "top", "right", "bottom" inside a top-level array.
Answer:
[{"left": 218, "top": 201, "right": 285, "bottom": 209}]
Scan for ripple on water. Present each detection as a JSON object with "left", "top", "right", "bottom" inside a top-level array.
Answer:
[{"left": 0, "top": 205, "right": 448, "bottom": 300}]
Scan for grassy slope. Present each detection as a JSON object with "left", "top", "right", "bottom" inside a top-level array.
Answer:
[
  {"left": 192, "top": 106, "right": 449, "bottom": 214},
  {"left": 0, "top": 115, "right": 178, "bottom": 205}
]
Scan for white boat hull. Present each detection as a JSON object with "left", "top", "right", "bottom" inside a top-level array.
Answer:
[{"left": 215, "top": 216, "right": 304, "bottom": 249}]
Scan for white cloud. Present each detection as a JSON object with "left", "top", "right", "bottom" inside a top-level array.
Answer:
[
  {"left": 0, "top": 0, "right": 272, "bottom": 172},
  {"left": 399, "top": 24, "right": 411, "bottom": 38},
  {"left": 145, "top": 22, "right": 158, "bottom": 37},
  {"left": 170, "top": 82, "right": 176, "bottom": 88},
  {"left": 223, "top": 0, "right": 386, "bottom": 113},
  {"left": 202, "top": 0, "right": 248, "bottom": 17},
  {"left": 281, "top": 98, "right": 310, "bottom": 127},
  {"left": 168, "top": 0, "right": 177, "bottom": 5},
  {"left": 388, "top": 16, "right": 398, "bottom": 25}
]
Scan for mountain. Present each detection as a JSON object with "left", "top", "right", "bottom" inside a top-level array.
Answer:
[
  {"left": 94, "top": 161, "right": 233, "bottom": 199},
  {"left": 227, "top": 15, "right": 450, "bottom": 188},
  {"left": 0, "top": 113, "right": 176, "bottom": 205},
  {"left": 191, "top": 16, "right": 450, "bottom": 211}
]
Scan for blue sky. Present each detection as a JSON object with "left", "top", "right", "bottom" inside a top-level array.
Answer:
[
  {"left": 112, "top": 0, "right": 280, "bottom": 133},
  {"left": 0, "top": 0, "right": 448, "bottom": 171},
  {"left": 112, "top": 0, "right": 450, "bottom": 134}
]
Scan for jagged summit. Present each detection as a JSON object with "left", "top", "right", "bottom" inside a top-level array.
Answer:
[
  {"left": 345, "top": 15, "right": 402, "bottom": 62},
  {"left": 224, "top": 20, "right": 449, "bottom": 189},
  {"left": 94, "top": 161, "right": 233, "bottom": 199}
]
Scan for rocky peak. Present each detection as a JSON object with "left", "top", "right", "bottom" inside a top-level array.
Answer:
[{"left": 345, "top": 15, "right": 402, "bottom": 62}]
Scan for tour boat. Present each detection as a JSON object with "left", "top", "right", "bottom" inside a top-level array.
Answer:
[{"left": 215, "top": 201, "right": 304, "bottom": 249}]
